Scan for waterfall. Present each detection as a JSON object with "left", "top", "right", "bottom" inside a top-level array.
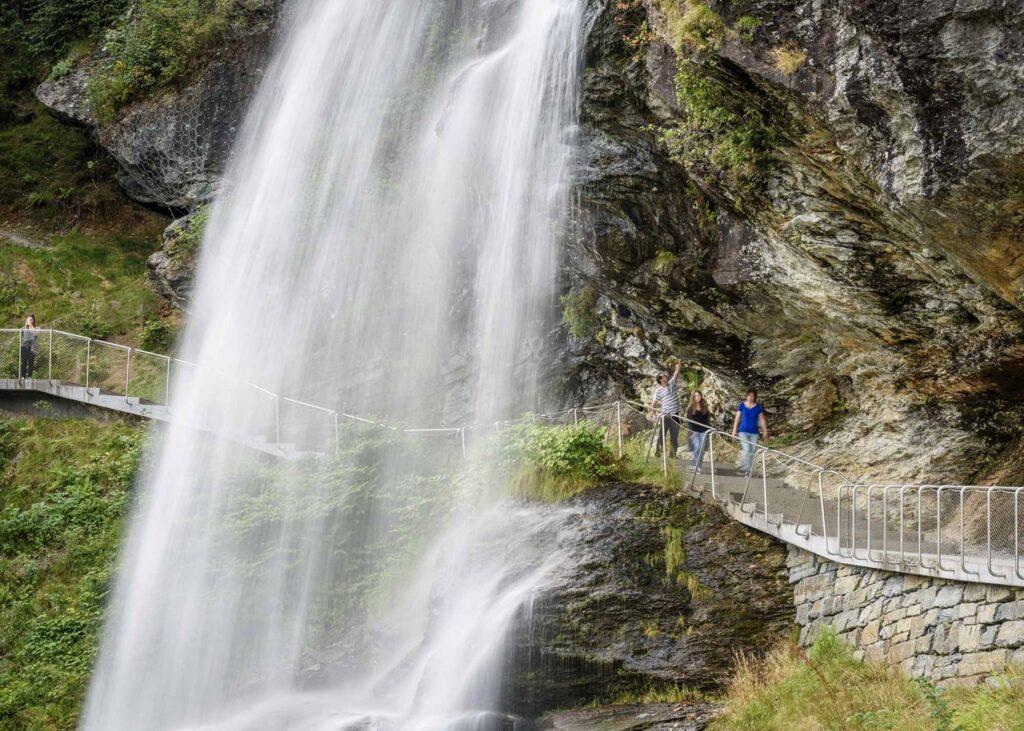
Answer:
[{"left": 82, "top": 0, "right": 585, "bottom": 729}]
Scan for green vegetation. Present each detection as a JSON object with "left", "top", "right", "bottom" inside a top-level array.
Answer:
[
  {"left": 561, "top": 283, "right": 600, "bottom": 340},
  {"left": 734, "top": 15, "right": 762, "bottom": 43},
  {"left": 87, "top": 0, "right": 262, "bottom": 121},
  {"left": 712, "top": 631, "right": 1024, "bottom": 730},
  {"left": 0, "top": 417, "right": 144, "bottom": 730},
  {"left": 0, "top": 227, "right": 166, "bottom": 341},
  {"left": 163, "top": 203, "right": 207, "bottom": 269},
  {"left": 661, "top": 63, "right": 777, "bottom": 189},
  {"left": 500, "top": 421, "right": 617, "bottom": 502}
]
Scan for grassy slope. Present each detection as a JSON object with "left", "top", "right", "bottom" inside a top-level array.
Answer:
[
  {"left": 0, "top": 99, "right": 171, "bottom": 343},
  {"left": 710, "top": 632, "right": 1024, "bottom": 731},
  {"left": 0, "top": 417, "right": 144, "bottom": 731}
]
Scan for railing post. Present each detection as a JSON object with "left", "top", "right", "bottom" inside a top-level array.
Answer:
[
  {"left": 616, "top": 400, "right": 622, "bottom": 458},
  {"left": 661, "top": 416, "right": 668, "bottom": 477},
  {"left": 85, "top": 338, "right": 91, "bottom": 390},
  {"left": 165, "top": 357, "right": 172, "bottom": 407},
  {"left": 17, "top": 330, "right": 21, "bottom": 380},
  {"left": 333, "top": 411, "right": 339, "bottom": 460},
  {"left": 274, "top": 394, "right": 280, "bottom": 446},
  {"left": 47, "top": 329, "right": 52, "bottom": 380},
  {"left": 460, "top": 427, "right": 467, "bottom": 460},
  {"left": 708, "top": 433, "right": 716, "bottom": 500},
  {"left": 761, "top": 449, "right": 768, "bottom": 520},
  {"left": 573, "top": 407, "right": 578, "bottom": 425},
  {"left": 125, "top": 347, "right": 132, "bottom": 400}
]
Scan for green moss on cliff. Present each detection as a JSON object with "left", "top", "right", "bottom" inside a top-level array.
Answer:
[
  {"left": 87, "top": 0, "right": 269, "bottom": 121},
  {"left": 661, "top": 63, "right": 777, "bottom": 190},
  {"left": 0, "top": 417, "right": 144, "bottom": 730},
  {"left": 561, "top": 284, "right": 600, "bottom": 340}
]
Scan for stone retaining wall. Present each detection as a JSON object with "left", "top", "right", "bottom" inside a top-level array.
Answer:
[{"left": 788, "top": 548, "right": 1024, "bottom": 685}]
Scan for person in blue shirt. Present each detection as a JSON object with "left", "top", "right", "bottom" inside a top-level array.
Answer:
[{"left": 731, "top": 388, "right": 767, "bottom": 474}]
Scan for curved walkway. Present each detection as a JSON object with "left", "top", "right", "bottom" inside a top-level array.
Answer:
[{"left": 2, "top": 328, "right": 1022, "bottom": 588}]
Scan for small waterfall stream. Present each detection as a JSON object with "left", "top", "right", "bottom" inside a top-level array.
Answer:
[{"left": 82, "top": 1, "right": 585, "bottom": 729}]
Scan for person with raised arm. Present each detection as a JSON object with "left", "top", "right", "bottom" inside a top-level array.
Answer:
[
  {"left": 652, "top": 359, "right": 682, "bottom": 459},
  {"left": 731, "top": 387, "right": 767, "bottom": 474}
]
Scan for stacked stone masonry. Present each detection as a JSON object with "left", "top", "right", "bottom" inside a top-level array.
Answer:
[{"left": 788, "top": 548, "right": 1024, "bottom": 686}]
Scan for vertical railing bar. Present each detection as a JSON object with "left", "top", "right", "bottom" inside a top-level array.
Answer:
[
  {"left": 125, "top": 347, "right": 132, "bottom": 401},
  {"left": 661, "top": 416, "right": 667, "bottom": 477},
  {"left": 1015, "top": 489, "right": 1022, "bottom": 580},
  {"left": 937, "top": 487, "right": 944, "bottom": 573},
  {"left": 899, "top": 486, "right": 906, "bottom": 566},
  {"left": 85, "top": 338, "right": 91, "bottom": 390},
  {"left": 616, "top": 401, "right": 622, "bottom": 458},
  {"left": 47, "top": 329, "right": 52, "bottom": 380},
  {"left": 960, "top": 487, "right": 967, "bottom": 574},
  {"left": 761, "top": 449, "right": 769, "bottom": 521},
  {"left": 460, "top": 427, "right": 467, "bottom": 460},
  {"left": 165, "top": 356, "right": 172, "bottom": 407},
  {"left": 708, "top": 433, "right": 717, "bottom": 500}
]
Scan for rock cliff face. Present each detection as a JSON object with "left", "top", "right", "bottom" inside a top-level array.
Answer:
[
  {"left": 506, "top": 482, "right": 791, "bottom": 717},
  {"left": 36, "top": 0, "right": 1024, "bottom": 483},
  {"left": 36, "top": 2, "right": 283, "bottom": 210},
  {"left": 570, "top": 0, "right": 1024, "bottom": 484}
]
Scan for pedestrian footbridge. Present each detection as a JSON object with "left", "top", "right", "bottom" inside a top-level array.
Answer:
[{"left": 2, "top": 328, "right": 1021, "bottom": 588}]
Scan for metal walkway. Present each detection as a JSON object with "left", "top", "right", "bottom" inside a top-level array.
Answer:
[{"left": 2, "top": 328, "right": 1022, "bottom": 587}]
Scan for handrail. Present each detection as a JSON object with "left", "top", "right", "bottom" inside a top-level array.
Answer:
[{"left": 3, "top": 327, "right": 1024, "bottom": 586}]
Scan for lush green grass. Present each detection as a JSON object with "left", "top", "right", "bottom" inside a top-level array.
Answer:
[
  {"left": 0, "top": 226, "right": 168, "bottom": 342},
  {"left": 0, "top": 416, "right": 144, "bottom": 730},
  {"left": 712, "top": 632, "right": 1024, "bottom": 731}
]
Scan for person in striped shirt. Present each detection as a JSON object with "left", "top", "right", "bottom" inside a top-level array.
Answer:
[{"left": 652, "top": 359, "right": 682, "bottom": 458}]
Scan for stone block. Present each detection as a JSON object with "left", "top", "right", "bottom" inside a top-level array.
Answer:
[
  {"left": 963, "top": 583, "right": 988, "bottom": 602},
  {"left": 834, "top": 575, "right": 861, "bottom": 595},
  {"left": 915, "top": 587, "right": 939, "bottom": 610},
  {"left": 986, "top": 586, "right": 1014, "bottom": 603},
  {"left": 995, "top": 620, "right": 1024, "bottom": 648},
  {"left": 957, "top": 624, "right": 983, "bottom": 653},
  {"left": 956, "top": 602, "right": 979, "bottom": 619},
  {"left": 977, "top": 604, "right": 998, "bottom": 624},
  {"left": 861, "top": 619, "right": 882, "bottom": 645},
  {"left": 995, "top": 600, "right": 1024, "bottom": 622},
  {"left": 956, "top": 649, "right": 1009, "bottom": 677},
  {"left": 934, "top": 586, "right": 963, "bottom": 608}
]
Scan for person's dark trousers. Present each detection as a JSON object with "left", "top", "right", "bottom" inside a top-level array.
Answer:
[
  {"left": 20, "top": 346, "right": 34, "bottom": 377},
  {"left": 656, "top": 414, "right": 681, "bottom": 457}
]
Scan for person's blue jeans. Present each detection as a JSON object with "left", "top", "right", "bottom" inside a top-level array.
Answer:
[
  {"left": 688, "top": 432, "right": 706, "bottom": 468},
  {"left": 738, "top": 431, "right": 759, "bottom": 473}
]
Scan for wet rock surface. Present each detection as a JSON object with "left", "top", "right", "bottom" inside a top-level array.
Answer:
[
  {"left": 507, "top": 482, "right": 791, "bottom": 717},
  {"left": 538, "top": 702, "right": 719, "bottom": 730},
  {"left": 566, "top": 0, "right": 1024, "bottom": 485},
  {"left": 36, "top": 1, "right": 283, "bottom": 210}
]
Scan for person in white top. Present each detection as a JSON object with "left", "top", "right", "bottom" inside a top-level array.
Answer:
[{"left": 652, "top": 359, "right": 682, "bottom": 458}]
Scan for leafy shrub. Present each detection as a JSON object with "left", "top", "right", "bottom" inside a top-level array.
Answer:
[
  {"left": 501, "top": 422, "right": 616, "bottom": 501},
  {"left": 0, "top": 419, "right": 142, "bottom": 729},
  {"left": 561, "top": 284, "right": 600, "bottom": 340},
  {"left": 139, "top": 318, "right": 174, "bottom": 351},
  {"left": 85, "top": 0, "right": 263, "bottom": 121},
  {"left": 165, "top": 204, "right": 208, "bottom": 265}
]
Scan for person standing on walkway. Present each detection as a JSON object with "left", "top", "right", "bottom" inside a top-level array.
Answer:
[
  {"left": 652, "top": 359, "right": 682, "bottom": 458},
  {"left": 684, "top": 390, "right": 711, "bottom": 472},
  {"left": 732, "top": 388, "right": 767, "bottom": 473},
  {"left": 19, "top": 315, "right": 39, "bottom": 378}
]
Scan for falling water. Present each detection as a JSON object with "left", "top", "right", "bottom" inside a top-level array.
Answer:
[{"left": 82, "top": 1, "right": 585, "bottom": 729}]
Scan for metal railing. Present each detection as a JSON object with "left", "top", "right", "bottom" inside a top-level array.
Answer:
[{"left": 2, "top": 328, "right": 1022, "bottom": 585}]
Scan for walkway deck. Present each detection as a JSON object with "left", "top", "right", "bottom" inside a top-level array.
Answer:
[{"left": 3, "top": 327, "right": 1023, "bottom": 587}]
